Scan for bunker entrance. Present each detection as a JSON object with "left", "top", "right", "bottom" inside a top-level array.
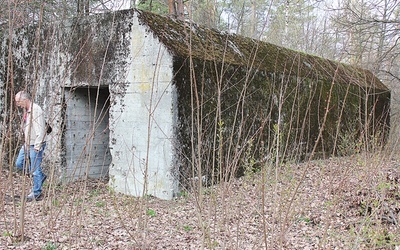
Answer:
[{"left": 63, "top": 87, "right": 111, "bottom": 181}]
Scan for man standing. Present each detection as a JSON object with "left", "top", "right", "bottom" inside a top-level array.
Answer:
[{"left": 15, "top": 91, "right": 47, "bottom": 202}]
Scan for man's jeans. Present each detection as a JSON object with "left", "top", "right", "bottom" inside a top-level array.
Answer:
[{"left": 15, "top": 143, "right": 46, "bottom": 197}]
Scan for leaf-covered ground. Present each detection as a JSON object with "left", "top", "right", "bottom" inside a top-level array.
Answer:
[{"left": 0, "top": 153, "right": 399, "bottom": 249}]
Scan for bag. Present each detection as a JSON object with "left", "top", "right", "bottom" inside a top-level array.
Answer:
[{"left": 46, "top": 122, "right": 52, "bottom": 134}]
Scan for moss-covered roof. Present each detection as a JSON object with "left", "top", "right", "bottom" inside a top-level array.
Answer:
[{"left": 136, "top": 10, "right": 388, "bottom": 91}]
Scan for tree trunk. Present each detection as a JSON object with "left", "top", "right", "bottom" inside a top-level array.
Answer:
[
  {"left": 77, "top": 0, "right": 89, "bottom": 15},
  {"left": 168, "top": 0, "right": 174, "bottom": 15},
  {"left": 168, "top": 0, "right": 184, "bottom": 20}
]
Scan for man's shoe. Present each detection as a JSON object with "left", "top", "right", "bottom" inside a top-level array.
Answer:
[
  {"left": 26, "top": 193, "right": 34, "bottom": 202},
  {"left": 26, "top": 192, "right": 42, "bottom": 202}
]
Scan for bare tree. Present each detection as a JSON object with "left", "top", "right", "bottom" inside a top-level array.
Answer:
[{"left": 329, "top": 0, "right": 399, "bottom": 150}]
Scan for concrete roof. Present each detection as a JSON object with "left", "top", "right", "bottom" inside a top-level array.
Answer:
[{"left": 135, "top": 9, "right": 388, "bottom": 91}]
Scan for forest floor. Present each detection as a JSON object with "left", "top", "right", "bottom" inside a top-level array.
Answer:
[{"left": 0, "top": 152, "right": 399, "bottom": 249}]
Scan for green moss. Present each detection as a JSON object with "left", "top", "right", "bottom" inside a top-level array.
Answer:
[
  {"left": 174, "top": 57, "right": 390, "bottom": 186},
  {"left": 137, "top": 9, "right": 388, "bottom": 91}
]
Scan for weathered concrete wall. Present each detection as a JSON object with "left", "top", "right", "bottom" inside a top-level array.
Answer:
[
  {"left": 108, "top": 12, "right": 177, "bottom": 199},
  {"left": 0, "top": 10, "right": 178, "bottom": 200}
]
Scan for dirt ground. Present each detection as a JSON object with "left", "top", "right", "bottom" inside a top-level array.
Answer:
[{"left": 0, "top": 153, "right": 399, "bottom": 249}]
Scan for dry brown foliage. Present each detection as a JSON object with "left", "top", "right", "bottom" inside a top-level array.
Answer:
[{"left": 0, "top": 154, "right": 399, "bottom": 249}]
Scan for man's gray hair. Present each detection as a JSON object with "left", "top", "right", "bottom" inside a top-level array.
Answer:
[{"left": 17, "top": 91, "right": 31, "bottom": 100}]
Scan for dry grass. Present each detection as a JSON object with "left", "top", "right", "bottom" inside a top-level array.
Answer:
[{"left": 0, "top": 153, "right": 399, "bottom": 249}]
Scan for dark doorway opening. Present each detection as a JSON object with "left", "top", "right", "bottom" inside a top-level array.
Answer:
[{"left": 63, "top": 87, "right": 111, "bottom": 180}]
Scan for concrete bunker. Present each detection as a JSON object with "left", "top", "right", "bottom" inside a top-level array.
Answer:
[{"left": 0, "top": 9, "right": 391, "bottom": 200}]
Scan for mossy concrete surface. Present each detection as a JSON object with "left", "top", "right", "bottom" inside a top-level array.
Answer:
[{"left": 0, "top": 9, "right": 391, "bottom": 197}]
